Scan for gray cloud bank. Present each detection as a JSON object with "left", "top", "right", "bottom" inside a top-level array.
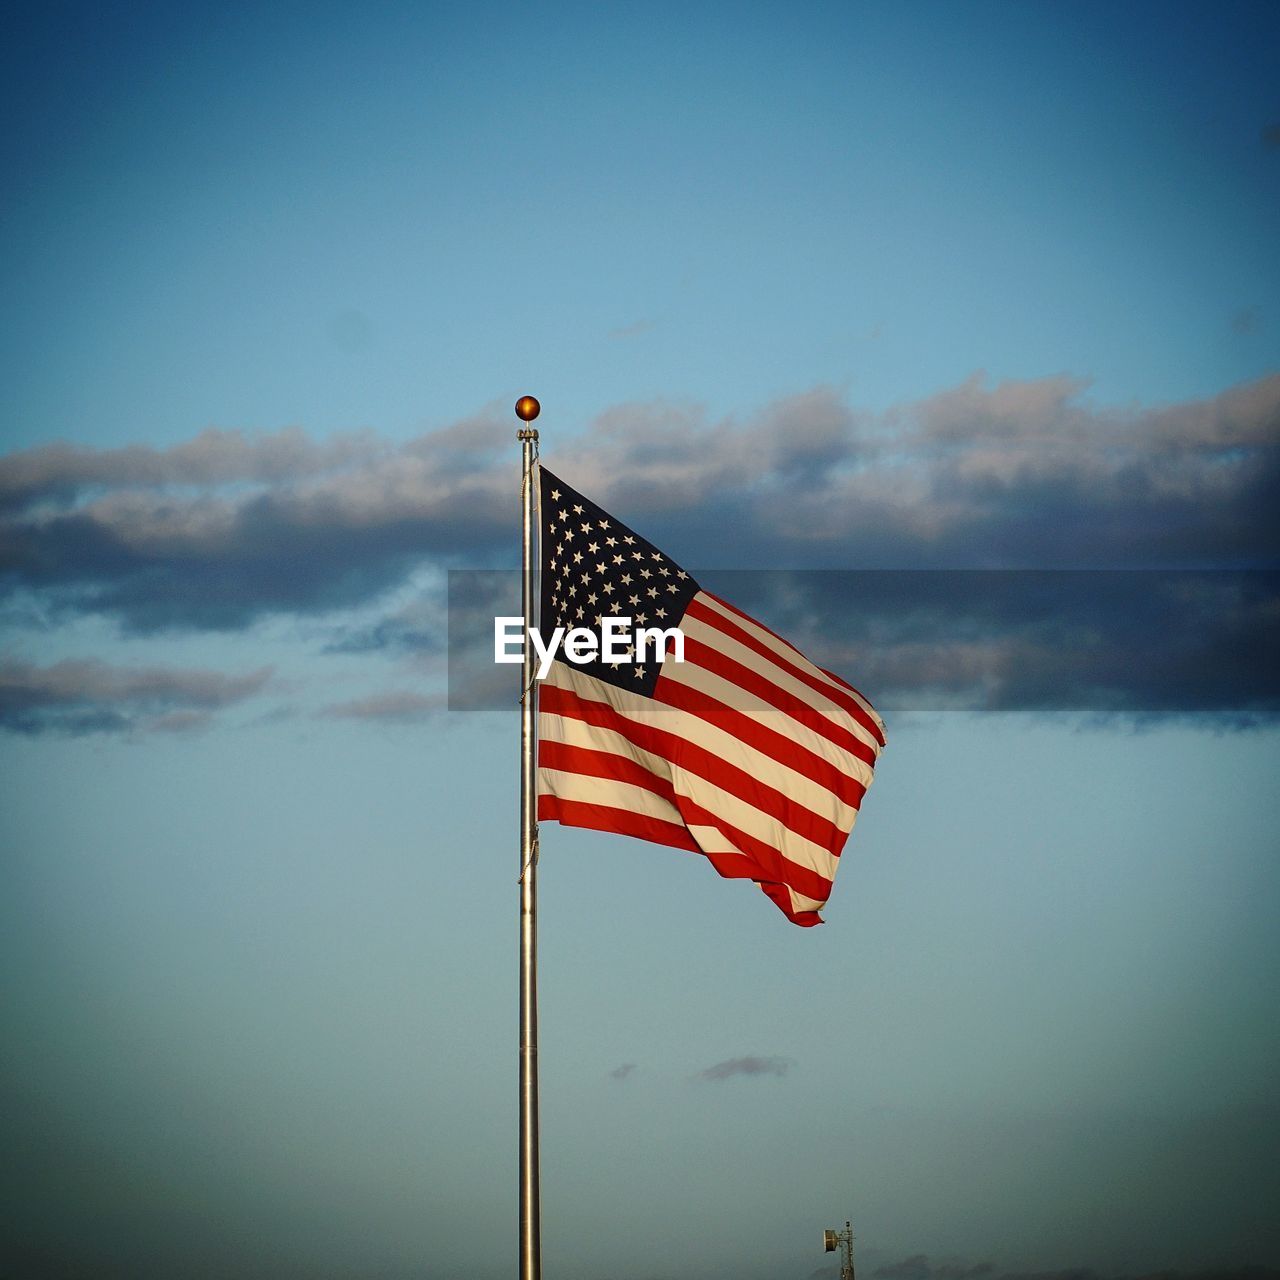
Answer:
[
  {"left": 0, "top": 658, "right": 271, "bottom": 736},
  {"left": 318, "top": 691, "right": 443, "bottom": 723},
  {"left": 703, "top": 568, "right": 1280, "bottom": 723},
  {"left": 2, "top": 374, "right": 1277, "bottom": 726},
  {"left": 0, "top": 411, "right": 513, "bottom": 631}
]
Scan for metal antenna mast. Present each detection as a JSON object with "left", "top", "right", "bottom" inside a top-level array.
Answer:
[{"left": 823, "top": 1220, "right": 856, "bottom": 1280}]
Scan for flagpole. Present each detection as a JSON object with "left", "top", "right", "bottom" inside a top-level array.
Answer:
[{"left": 516, "top": 395, "right": 542, "bottom": 1280}]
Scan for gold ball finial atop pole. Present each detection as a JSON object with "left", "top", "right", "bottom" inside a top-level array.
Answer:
[{"left": 515, "top": 395, "right": 540, "bottom": 422}]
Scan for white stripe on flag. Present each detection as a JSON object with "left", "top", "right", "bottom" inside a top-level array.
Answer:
[
  {"left": 540, "top": 685, "right": 843, "bottom": 882},
  {"left": 680, "top": 599, "right": 883, "bottom": 756},
  {"left": 544, "top": 661, "right": 863, "bottom": 830},
  {"left": 696, "top": 592, "right": 885, "bottom": 732}
]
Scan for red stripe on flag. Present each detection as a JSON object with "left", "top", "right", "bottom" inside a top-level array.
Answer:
[
  {"left": 680, "top": 635, "right": 879, "bottom": 770},
  {"left": 535, "top": 796, "right": 827, "bottom": 927},
  {"left": 541, "top": 738, "right": 677, "bottom": 805},
  {"left": 541, "top": 682, "right": 848, "bottom": 854},
  {"left": 688, "top": 595, "right": 886, "bottom": 749},
  {"left": 755, "top": 880, "right": 823, "bottom": 928},
  {"left": 537, "top": 795, "right": 702, "bottom": 853},
  {"left": 701, "top": 590, "right": 808, "bottom": 658},
  {"left": 674, "top": 792, "right": 837, "bottom": 906},
  {"left": 651, "top": 672, "right": 868, "bottom": 811},
  {"left": 701, "top": 589, "right": 869, "bottom": 730},
  {"left": 542, "top": 701, "right": 840, "bottom": 907}
]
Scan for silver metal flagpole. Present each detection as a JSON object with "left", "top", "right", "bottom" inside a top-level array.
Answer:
[{"left": 515, "top": 394, "right": 541, "bottom": 1280}]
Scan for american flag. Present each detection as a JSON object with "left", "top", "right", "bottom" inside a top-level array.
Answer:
[{"left": 535, "top": 465, "right": 886, "bottom": 926}]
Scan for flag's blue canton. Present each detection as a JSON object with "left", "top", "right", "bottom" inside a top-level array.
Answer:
[{"left": 539, "top": 467, "right": 700, "bottom": 697}]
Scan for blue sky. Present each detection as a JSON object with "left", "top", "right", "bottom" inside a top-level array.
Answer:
[{"left": 2, "top": 3, "right": 1278, "bottom": 1279}]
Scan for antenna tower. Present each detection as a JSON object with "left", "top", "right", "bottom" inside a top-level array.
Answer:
[{"left": 822, "top": 1220, "right": 856, "bottom": 1280}]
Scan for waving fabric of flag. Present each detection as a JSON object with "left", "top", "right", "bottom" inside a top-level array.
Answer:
[{"left": 535, "top": 466, "right": 886, "bottom": 926}]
